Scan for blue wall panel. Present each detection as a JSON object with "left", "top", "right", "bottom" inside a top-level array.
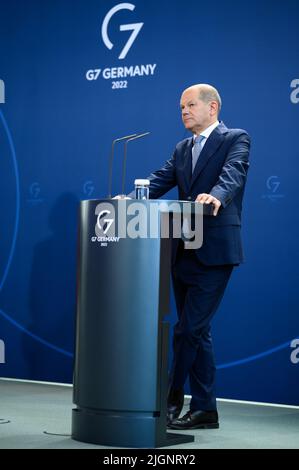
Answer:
[{"left": 0, "top": 0, "right": 298, "bottom": 404}]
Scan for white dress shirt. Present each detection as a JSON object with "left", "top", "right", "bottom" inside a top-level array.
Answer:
[{"left": 193, "top": 120, "right": 220, "bottom": 149}]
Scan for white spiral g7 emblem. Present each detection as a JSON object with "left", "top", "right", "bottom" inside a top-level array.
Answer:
[
  {"left": 96, "top": 210, "right": 114, "bottom": 235},
  {"left": 101, "top": 3, "right": 144, "bottom": 60}
]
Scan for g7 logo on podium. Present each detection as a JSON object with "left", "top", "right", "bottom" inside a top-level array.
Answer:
[
  {"left": 96, "top": 209, "right": 114, "bottom": 236},
  {"left": 101, "top": 3, "right": 144, "bottom": 60}
]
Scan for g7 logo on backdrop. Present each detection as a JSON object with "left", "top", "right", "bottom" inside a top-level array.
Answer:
[
  {"left": 86, "top": 3, "right": 156, "bottom": 89},
  {"left": 27, "top": 182, "right": 44, "bottom": 205},
  {"left": 290, "top": 339, "right": 299, "bottom": 364},
  {"left": 262, "top": 176, "right": 285, "bottom": 202},
  {"left": 290, "top": 79, "right": 299, "bottom": 104},
  {"left": 0, "top": 79, "right": 5, "bottom": 104},
  {"left": 101, "top": 3, "right": 144, "bottom": 60},
  {"left": 83, "top": 180, "right": 95, "bottom": 197},
  {"left": 266, "top": 176, "right": 280, "bottom": 193}
]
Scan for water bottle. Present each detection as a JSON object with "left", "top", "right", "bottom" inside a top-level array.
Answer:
[{"left": 134, "top": 179, "right": 150, "bottom": 200}]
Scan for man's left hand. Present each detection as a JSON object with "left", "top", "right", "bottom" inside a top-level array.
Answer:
[{"left": 195, "top": 193, "right": 221, "bottom": 216}]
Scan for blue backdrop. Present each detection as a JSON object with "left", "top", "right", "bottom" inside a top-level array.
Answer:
[{"left": 0, "top": 0, "right": 298, "bottom": 405}]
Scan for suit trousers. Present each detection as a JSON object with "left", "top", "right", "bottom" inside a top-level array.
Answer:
[{"left": 170, "top": 242, "right": 233, "bottom": 411}]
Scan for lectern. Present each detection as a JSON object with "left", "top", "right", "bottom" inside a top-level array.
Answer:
[{"left": 72, "top": 199, "right": 203, "bottom": 447}]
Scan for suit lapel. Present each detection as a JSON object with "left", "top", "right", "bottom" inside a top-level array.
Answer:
[{"left": 190, "top": 123, "right": 227, "bottom": 188}]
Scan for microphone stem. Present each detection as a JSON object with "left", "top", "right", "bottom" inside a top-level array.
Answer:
[
  {"left": 122, "top": 141, "right": 128, "bottom": 196},
  {"left": 107, "top": 134, "right": 137, "bottom": 198},
  {"left": 107, "top": 140, "right": 116, "bottom": 198},
  {"left": 121, "top": 132, "right": 150, "bottom": 196}
]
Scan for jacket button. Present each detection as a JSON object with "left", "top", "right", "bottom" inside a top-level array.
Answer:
[{"left": 187, "top": 196, "right": 192, "bottom": 200}]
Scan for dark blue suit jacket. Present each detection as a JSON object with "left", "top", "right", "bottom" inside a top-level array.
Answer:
[{"left": 146, "top": 122, "right": 250, "bottom": 266}]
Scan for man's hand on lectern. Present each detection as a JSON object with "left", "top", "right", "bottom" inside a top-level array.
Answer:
[{"left": 195, "top": 193, "right": 221, "bottom": 216}]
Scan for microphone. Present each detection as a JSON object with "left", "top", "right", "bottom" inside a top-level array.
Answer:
[
  {"left": 107, "top": 133, "right": 137, "bottom": 198},
  {"left": 121, "top": 132, "right": 150, "bottom": 196}
]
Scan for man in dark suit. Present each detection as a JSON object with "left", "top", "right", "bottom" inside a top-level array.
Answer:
[{"left": 143, "top": 84, "right": 250, "bottom": 430}]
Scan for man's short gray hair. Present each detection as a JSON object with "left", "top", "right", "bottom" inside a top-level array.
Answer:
[{"left": 198, "top": 84, "right": 222, "bottom": 114}]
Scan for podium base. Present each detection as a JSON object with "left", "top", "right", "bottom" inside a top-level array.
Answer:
[
  {"left": 161, "top": 431, "right": 195, "bottom": 447},
  {"left": 72, "top": 408, "right": 194, "bottom": 448}
]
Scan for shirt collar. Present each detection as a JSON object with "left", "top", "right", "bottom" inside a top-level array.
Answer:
[{"left": 193, "top": 120, "right": 219, "bottom": 142}]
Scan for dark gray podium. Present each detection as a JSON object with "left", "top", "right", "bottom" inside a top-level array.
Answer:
[{"left": 72, "top": 199, "right": 204, "bottom": 448}]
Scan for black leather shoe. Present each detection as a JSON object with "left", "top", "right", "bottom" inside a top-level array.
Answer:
[
  {"left": 168, "top": 410, "right": 219, "bottom": 430},
  {"left": 167, "top": 388, "right": 184, "bottom": 423}
]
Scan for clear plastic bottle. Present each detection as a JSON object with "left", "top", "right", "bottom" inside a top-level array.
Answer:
[{"left": 134, "top": 179, "right": 150, "bottom": 200}]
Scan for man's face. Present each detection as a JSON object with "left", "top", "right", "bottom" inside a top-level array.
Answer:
[{"left": 180, "top": 88, "right": 213, "bottom": 135}]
